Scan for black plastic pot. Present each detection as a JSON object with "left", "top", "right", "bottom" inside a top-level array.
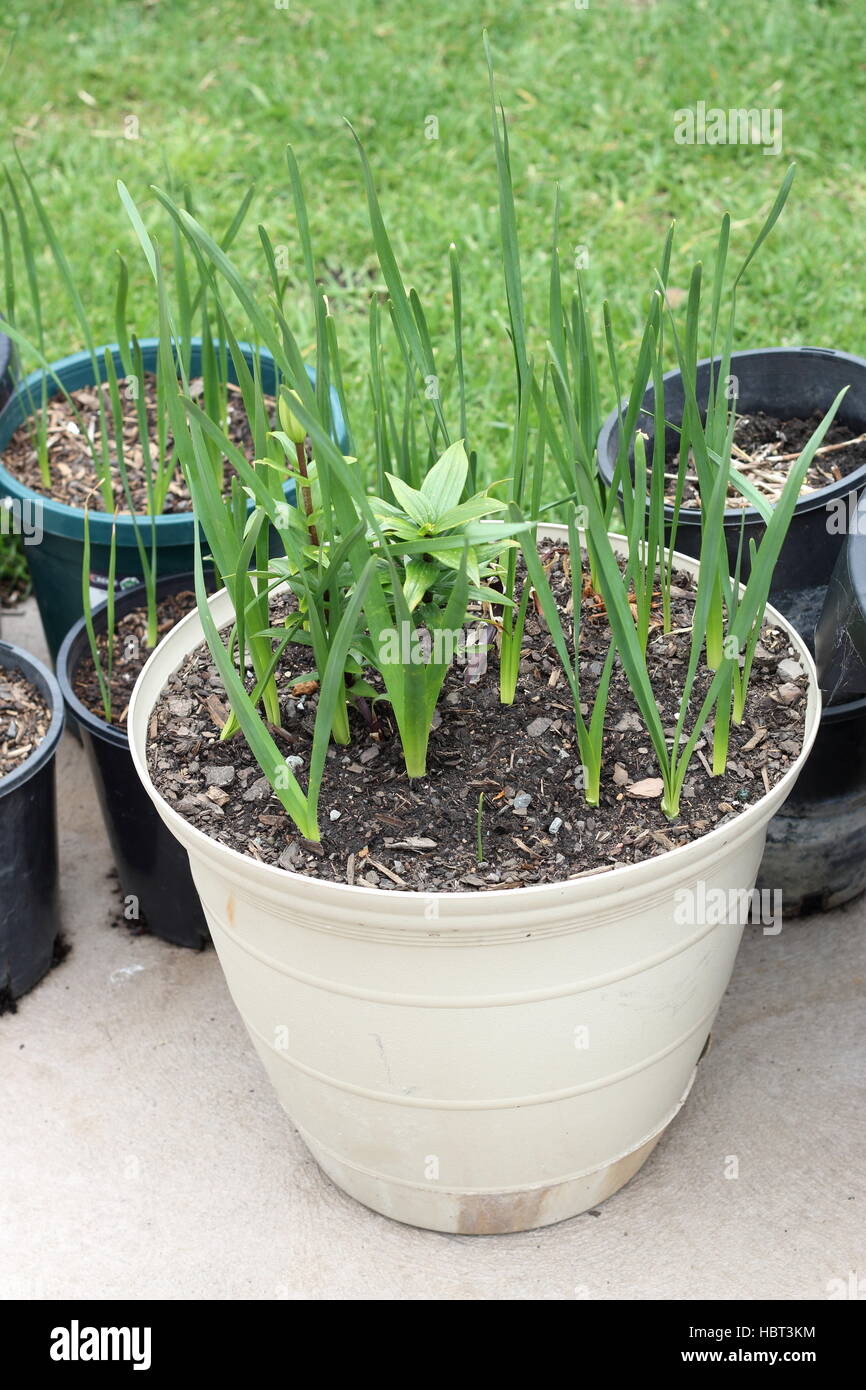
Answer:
[
  {"left": 757, "top": 490, "right": 866, "bottom": 914},
  {"left": 814, "top": 489, "right": 866, "bottom": 705},
  {"left": 57, "top": 573, "right": 210, "bottom": 951},
  {"left": 758, "top": 491, "right": 866, "bottom": 913},
  {"left": 0, "top": 641, "right": 64, "bottom": 1005},
  {"left": 598, "top": 348, "right": 866, "bottom": 915},
  {"left": 757, "top": 691, "right": 866, "bottom": 915},
  {"left": 596, "top": 347, "right": 866, "bottom": 624},
  {"left": 0, "top": 330, "right": 17, "bottom": 410}
]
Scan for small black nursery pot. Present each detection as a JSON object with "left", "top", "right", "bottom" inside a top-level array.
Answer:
[
  {"left": 0, "top": 641, "right": 64, "bottom": 1006},
  {"left": 57, "top": 573, "right": 210, "bottom": 951},
  {"left": 597, "top": 347, "right": 866, "bottom": 623}
]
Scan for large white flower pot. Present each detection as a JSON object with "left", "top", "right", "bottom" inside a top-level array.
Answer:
[{"left": 128, "top": 532, "right": 820, "bottom": 1233}]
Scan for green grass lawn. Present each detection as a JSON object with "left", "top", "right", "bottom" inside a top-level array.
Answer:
[
  {"left": 0, "top": 517, "right": 28, "bottom": 601},
  {"left": 0, "top": 0, "right": 863, "bottom": 502}
]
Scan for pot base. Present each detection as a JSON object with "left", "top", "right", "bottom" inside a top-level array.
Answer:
[{"left": 293, "top": 1075, "right": 695, "bottom": 1235}]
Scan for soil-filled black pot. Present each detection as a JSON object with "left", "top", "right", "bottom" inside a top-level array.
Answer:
[
  {"left": 57, "top": 573, "right": 210, "bottom": 950},
  {"left": 0, "top": 641, "right": 64, "bottom": 1004},
  {"left": 597, "top": 346, "right": 866, "bottom": 625}
]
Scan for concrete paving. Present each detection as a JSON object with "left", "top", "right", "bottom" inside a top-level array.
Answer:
[{"left": 1, "top": 596, "right": 864, "bottom": 1301}]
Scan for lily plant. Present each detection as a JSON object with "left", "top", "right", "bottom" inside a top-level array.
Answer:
[{"left": 369, "top": 439, "right": 510, "bottom": 613}]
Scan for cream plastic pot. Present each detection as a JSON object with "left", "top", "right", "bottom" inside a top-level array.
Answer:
[{"left": 128, "top": 530, "right": 820, "bottom": 1233}]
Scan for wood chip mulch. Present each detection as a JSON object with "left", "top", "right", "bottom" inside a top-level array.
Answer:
[
  {"left": 1, "top": 373, "right": 274, "bottom": 513},
  {"left": 0, "top": 669, "right": 51, "bottom": 779},
  {"left": 665, "top": 411, "right": 866, "bottom": 509},
  {"left": 72, "top": 589, "right": 199, "bottom": 726}
]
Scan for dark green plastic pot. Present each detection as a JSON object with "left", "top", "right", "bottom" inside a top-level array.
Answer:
[{"left": 0, "top": 341, "right": 346, "bottom": 660}]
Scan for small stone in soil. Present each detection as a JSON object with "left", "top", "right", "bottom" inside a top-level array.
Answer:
[
  {"left": 615, "top": 712, "right": 642, "bottom": 733},
  {"left": 278, "top": 843, "right": 302, "bottom": 870},
  {"left": 627, "top": 777, "right": 665, "bottom": 799},
  {"left": 207, "top": 765, "right": 236, "bottom": 788},
  {"left": 243, "top": 776, "right": 272, "bottom": 802},
  {"left": 777, "top": 682, "right": 802, "bottom": 705},
  {"left": 527, "top": 716, "right": 553, "bottom": 737},
  {"left": 777, "top": 658, "right": 804, "bottom": 681}
]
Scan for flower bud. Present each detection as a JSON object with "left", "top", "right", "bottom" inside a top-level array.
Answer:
[{"left": 278, "top": 388, "right": 307, "bottom": 446}]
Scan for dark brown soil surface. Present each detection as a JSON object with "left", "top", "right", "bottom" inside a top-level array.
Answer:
[
  {"left": 146, "top": 544, "right": 809, "bottom": 892},
  {"left": 73, "top": 590, "right": 198, "bottom": 726},
  {"left": 666, "top": 411, "right": 866, "bottom": 509},
  {"left": 2, "top": 374, "right": 274, "bottom": 513},
  {"left": 0, "top": 667, "right": 51, "bottom": 780}
]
